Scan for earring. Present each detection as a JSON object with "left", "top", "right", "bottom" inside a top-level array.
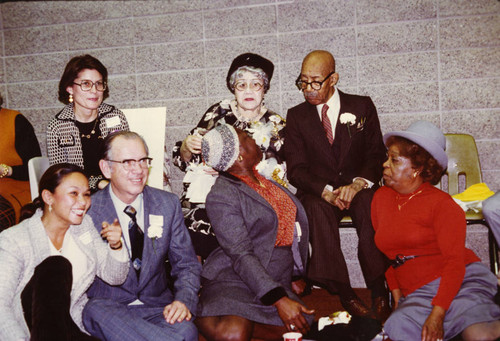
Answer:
[
  {"left": 238, "top": 155, "right": 243, "bottom": 162},
  {"left": 48, "top": 204, "right": 52, "bottom": 213},
  {"left": 413, "top": 171, "right": 418, "bottom": 178},
  {"left": 69, "top": 94, "right": 73, "bottom": 103}
]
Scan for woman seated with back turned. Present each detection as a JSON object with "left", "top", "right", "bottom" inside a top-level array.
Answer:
[
  {"left": 371, "top": 120, "right": 500, "bottom": 341},
  {"left": 195, "top": 124, "right": 314, "bottom": 341},
  {"left": 47, "top": 54, "right": 129, "bottom": 192},
  {"left": 172, "top": 53, "right": 286, "bottom": 260},
  {"left": 0, "top": 163, "right": 129, "bottom": 341}
]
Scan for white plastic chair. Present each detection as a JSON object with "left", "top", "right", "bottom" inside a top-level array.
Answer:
[{"left": 28, "top": 156, "right": 50, "bottom": 200}]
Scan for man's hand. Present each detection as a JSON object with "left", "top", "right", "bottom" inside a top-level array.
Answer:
[
  {"left": 421, "top": 306, "right": 445, "bottom": 341},
  {"left": 100, "top": 219, "right": 122, "bottom": 249},
  {"left": 332, "top": 179, "right": 367, "bottom": 210},
  {"left": 321, "top": 187, "right": 338, "bottom": 206},
  {"left": 274, "top": 297, "right": 315, "bottom": 335},
  {"left": 163, "top": 301, "right": 192, "bottom": 324}
]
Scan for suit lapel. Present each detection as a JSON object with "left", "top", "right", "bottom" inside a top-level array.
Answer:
[
  {"left": 137, "top": 186, "right": 158, "bottom": 289},
  {"left": 337, "top": 91, "right": 355, "bottom": 167}
]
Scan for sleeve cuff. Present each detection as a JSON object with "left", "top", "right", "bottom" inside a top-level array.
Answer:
[{"left": 260, "top": 287, "right": 288, "bottom": 306}]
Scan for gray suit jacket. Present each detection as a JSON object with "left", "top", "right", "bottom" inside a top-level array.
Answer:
[
  {"left": 0, "top": 210, "right": 128, "bottom": 341},
  {"left": 203, "top": 173, "right": 309, "bottom": 302},
  {"left": 86, "top": 185, "right": 201, "bottom": 313}
]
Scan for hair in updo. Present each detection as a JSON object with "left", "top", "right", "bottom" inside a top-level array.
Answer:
[
  {"left": 385, "top": 136, "right": 445, "bottom": 185},
  {"left": 19, "top": 163, "right": 87, "bottom": 222}
]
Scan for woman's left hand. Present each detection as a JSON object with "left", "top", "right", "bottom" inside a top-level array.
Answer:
[
  {"left": 274, "top": 296, "right": 315, "bottom": 335},
  {"left": 421, "top": 306, "right": 445, "bottom": 341},
  {"left": 100, "top": 219, "right": 122, "bottom": 249}
]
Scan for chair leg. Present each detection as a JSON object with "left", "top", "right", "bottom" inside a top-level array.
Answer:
[{"left": 488, "top": 230, "right": 499, "bottom": 275}]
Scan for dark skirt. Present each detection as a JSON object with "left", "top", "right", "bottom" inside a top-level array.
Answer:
[{"left": 198, "top": 246, "right": 313, "bottom": 326}]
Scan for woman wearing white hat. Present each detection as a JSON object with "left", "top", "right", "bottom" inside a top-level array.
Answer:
[{"left": 372, "top": 121, "right": 500, "bottom": 341}]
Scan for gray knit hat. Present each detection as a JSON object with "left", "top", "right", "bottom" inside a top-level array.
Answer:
[{"left": 201, "top": 124, "right": 240, "bottom": 172}]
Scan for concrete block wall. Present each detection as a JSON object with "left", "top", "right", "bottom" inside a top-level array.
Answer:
[{"left": 1, "top": 0, "right": 498, "bottom": 286}]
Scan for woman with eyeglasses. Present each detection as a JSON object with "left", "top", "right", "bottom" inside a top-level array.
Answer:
[
  {"left": 172, "top": 53, "right": 286, "bottom": 261},
  {"left": 47, "top": 54, "right": 129, "bottom": 192}
]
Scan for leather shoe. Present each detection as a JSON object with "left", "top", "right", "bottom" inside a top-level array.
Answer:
[
  {"left": 340, "top": 295, "right": 374, "bottom": 317},
  {"left": 372, "top": 295, "right": 392, "bottom": 323}
]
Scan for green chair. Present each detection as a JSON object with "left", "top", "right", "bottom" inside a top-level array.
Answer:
[{"left": 441, "top": 133, "right": 498, "bottom": 274}]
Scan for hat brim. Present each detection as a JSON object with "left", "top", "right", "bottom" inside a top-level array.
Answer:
[{"left": 383, "top": 130, "right": 448, "bottom": 169}]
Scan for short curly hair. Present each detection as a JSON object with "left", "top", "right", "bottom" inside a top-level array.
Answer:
[
  {"left": 58, "top": 54, "right": 109, "bottom": 104},
  {"left": 385, "top": 136, "right": 445, "bottom": 185}
]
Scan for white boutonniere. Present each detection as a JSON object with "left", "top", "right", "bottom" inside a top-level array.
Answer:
[
  {"left": 340, "top": 112, "right": 357, "bottom": 137},
  {"left": 148, "top": 215, "right": 164, "bottom": 253}
]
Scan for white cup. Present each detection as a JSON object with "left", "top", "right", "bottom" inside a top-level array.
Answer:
[{"left": 283, "top": 332, "right": 302, "bottom": 341}]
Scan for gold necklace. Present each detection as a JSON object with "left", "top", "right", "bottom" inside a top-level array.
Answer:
[
  {"left": 396, "top": 189, "right": 423, "bottom": 211},
  {"left": 81, "top": 118, "right": 101, "bottom": 139}
]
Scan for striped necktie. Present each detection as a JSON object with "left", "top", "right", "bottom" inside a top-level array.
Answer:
[{"left": 321, "top": 104, "right": 333, "bottom": 145}]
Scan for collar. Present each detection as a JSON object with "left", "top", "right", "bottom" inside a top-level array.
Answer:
[
  {"left": 315, "top": 86, "right": 339, "bottom": 114},
  {"left": 55, "top": 102, "right": 114, "bottom": 121}
]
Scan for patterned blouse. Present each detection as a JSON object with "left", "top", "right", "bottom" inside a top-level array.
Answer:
[{"left": 234, "top": 171, "right": 296, "bottom": 247}]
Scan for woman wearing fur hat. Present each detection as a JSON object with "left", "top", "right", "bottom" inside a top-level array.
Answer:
[
  {"left": 172, "top": 53, "right": 286, "bottom": 260},
  {"left": 195, "top": 124, "right": 314, "bottom": 340},
  {"left": 372, "top": 121, "right": 500, "bottom": 341}
]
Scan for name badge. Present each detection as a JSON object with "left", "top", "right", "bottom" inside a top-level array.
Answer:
[
  {"left": 150, "top": 215, "right": 163, "bottom": 226},
  {"left": 105, "top": 116, "right": 121, "bottom": 128}
]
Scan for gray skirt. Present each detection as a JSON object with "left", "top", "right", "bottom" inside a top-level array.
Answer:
[
  {"left": 384, "top": 262, "right": 500, "bottom": 341},
  {"left": 197, "top": 246, "right": 313, "bottom": 326}
]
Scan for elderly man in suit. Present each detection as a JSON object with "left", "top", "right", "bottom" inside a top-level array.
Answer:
[
  {"left": 285, "top": 50, "right": 389, "bottom": 320},
  {"left": 82, "top": 131, "right": 201, "bottom": 341}
]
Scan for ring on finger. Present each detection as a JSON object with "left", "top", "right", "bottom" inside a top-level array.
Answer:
[{"left": 289, "top": 324, "right": 295, "bottom": 330}]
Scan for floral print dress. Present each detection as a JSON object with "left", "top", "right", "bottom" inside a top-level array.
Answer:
[{"left": 172, "top": 99, "right": 286, "bottom": 259}]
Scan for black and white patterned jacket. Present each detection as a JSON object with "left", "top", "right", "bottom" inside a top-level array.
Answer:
[{"left": 46, "top": 102, "right": 129, "bottom": 173}]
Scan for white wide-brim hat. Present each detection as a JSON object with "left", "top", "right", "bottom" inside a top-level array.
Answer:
[{"left": 383, "top": 120, "right": 448, "bottom": 170}]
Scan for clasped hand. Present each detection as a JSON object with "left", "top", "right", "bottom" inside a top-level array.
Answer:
[{"left": 322, "top": 181, "right": 365, "bottom": 210}]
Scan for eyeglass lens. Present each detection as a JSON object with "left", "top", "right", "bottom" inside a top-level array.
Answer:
[
  {"left": 235, "top": 80, "right": 263, "bottom": 92},
  {"left": 75, "top": 80, "right": 107, "bottom": 91},
  {"left": 296, "top": 71, "right": 334, "bottom": 91}
]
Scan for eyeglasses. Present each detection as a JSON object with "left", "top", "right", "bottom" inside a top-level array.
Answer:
[
  {"left": 295, "top": 71, "right": 335, "bottom": 91},
  {"left": 106, "top": 157, "right": 152, "bottom": 170},
  {"left": 73, "top": 80, "right": 107, "bottom": 92},
  {"left": 234, "top": 80, "right": 264, "bottom": 92}
]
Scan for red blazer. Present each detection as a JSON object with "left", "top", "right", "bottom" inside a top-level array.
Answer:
[{"left": 285, "top": 90, "right": 386, "bottom": 197}]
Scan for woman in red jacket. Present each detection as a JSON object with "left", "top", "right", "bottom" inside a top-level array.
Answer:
[{"left": 371, "top": 120, "right": 500, "bottom": 341}]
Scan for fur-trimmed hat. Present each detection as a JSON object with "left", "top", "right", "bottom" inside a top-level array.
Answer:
[
  {"left": 226, "top": 53, "right": 274, "bottom": 92},
  {"left": 201, "top": 124, "right": 240, "bottom": 172}
]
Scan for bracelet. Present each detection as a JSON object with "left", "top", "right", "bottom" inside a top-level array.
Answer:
[
  {"left": 0, "top": 164, "right": 9, "bottom": 178},
  {"left": 110, "top": 241, "right": 122, "bottom": 250}
]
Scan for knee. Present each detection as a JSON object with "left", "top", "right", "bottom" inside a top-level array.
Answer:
[
  {"left": 178, "top": 320, "right": 198, "bottom": 341},
  {"left": 462, "top": 321, "right": 500, "bottom": 341},
  {"left": 215, "top": 324, "right": 251, "bottom": 341}
]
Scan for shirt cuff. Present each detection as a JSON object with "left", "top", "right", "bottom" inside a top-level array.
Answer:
[
  {"left": 260, "top": 287, "right": 288, "bottom": 305},
  {"left": 324, "top": 184, "right": 334, "bottom": 192}
]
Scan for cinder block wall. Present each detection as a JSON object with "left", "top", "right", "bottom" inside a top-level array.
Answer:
[{"left": 2, "top": 0, "right": 498, "bottom": 285}]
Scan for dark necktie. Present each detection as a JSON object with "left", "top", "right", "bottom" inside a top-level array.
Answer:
[
  {"left": 124, "top": 205, "right": 144, "bottom": 274},
  {"left": 321, "top": 104, "right": 334, "bottom": 145}
]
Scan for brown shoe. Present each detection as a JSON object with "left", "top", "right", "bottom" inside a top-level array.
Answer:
[
  {"left": 372, "top": 295, "right": 392, "bottom": 323},
  {"left": 340, "top": 295, "right": 374, "bottom": 317}
]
